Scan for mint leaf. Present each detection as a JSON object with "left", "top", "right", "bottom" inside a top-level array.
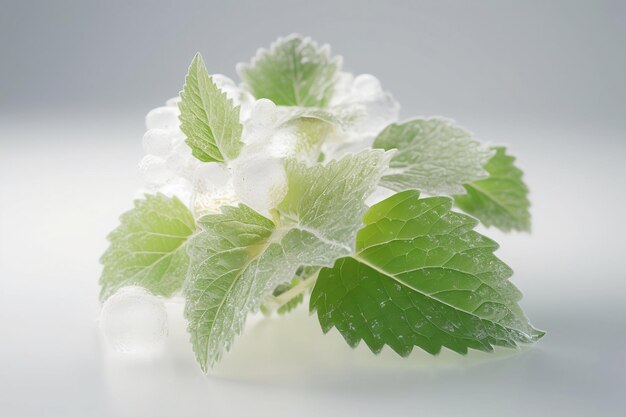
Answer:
[
  {"left": 455, "top": 147, "right": 531, "bottom": 232},
  {"left": 373, "top": 118, "right": 494, "bottom": 195},
  {"left": 237, "top": 34, "right": 341, "bottom": 107},
  {"left": 185, "top": 150, "right": 391, "bottom": 370},
  {"left": 99, "top": 194, "right": 195, "bottom": 301},
  {"left": 311, "top": 190, "right": 543, "bottom": 356},
  {"left": 179, "top": 53, "right": 243, "bottom": 162}
]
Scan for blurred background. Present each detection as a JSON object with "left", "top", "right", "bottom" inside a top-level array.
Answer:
[{"left": 1, "top": 1, "right": 625, "bottom": 416}]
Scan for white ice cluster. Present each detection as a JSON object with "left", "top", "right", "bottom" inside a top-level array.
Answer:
[
  {"left": 137, "top": 72, "right": 399, "bottom": 216},
  {"left": 99, "top": 286, "right": 168, "bottom": 354}
]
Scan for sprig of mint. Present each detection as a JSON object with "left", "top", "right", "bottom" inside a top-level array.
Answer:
[
  {"left": 179, "top": 54, "right": 243, "bottom": 162},
  {"left": 100, "top": 34, "right": 541, "bottom": 372}
]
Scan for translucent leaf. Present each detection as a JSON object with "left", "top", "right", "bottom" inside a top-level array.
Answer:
[
  {"left": 237, "top": 34, "right": 342, "bottom": 107},
  {"left": 99, "top": 194, "right": 196, "bottom": 300},
  {"left": 179, "top": 54, "right": 243, "bottom": 162},
  {"left": 185, "top": 150, "right": 391, "bottom": 370},
  {"left": 373, "top": 118, "right": 494, "bottom": 195},
  {"left": 455, "top": 147, "right": 531, "bottom": 232},
  {"left": 311, "top": 190, "right": 543, "bottom": 356}
]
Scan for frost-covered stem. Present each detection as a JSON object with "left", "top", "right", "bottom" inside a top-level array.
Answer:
[{"left": 264, "top": 271, "right": 319, "bottom": 312}]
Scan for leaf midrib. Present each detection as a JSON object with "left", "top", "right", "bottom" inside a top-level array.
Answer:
[{"left": 350, "top": 253, "right": 508, "bottom": 329}]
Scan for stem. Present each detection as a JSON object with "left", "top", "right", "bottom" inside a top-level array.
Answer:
[{"left": 264, "top": 270, "right": 319, "bottom": 312}]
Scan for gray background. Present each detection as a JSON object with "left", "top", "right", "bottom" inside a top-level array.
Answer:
[{"left": 1, "top": 1, "right": 625, "bottom": 416}]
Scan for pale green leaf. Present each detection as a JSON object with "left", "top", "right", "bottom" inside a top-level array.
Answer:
[
  {"left": 99, "top": 194, "right": 196, "bottom": 301},
  {"left": 179, "top": 53, "right": 243, "bottom": 162},
  {"left": 455, "top": 147, "right": 531, "bottom": 232},
  {"left": 185, "top": 150, "right": 391, "bottom": 370},
  {"left": 311, "top": 190, "right": 543, "bottom": 356},
  {"left": 373, "top": 118, "right": 494, "bottom": 195},
  {"left": 237, "top": 34, "right": 341, "bottom": 107}
]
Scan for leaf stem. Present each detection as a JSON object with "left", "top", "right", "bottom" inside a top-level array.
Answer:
[{"left": 263, "top": 270, "right": 319, "bottom": 312}]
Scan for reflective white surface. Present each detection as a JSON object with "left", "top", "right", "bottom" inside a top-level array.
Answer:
[{"left": 1, "top": 117, "right": 625, "bottom": 416}]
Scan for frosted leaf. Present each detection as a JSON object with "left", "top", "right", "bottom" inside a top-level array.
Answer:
[
  {"left": 179, "top": 54, "right": 244, "bottom": 163},
  {"left": 185, "top": 150, "right": 391, "bottom": 370},
  {"left": 145, "top": 106, "right": 180, "bottom": 130},
  {"left": 100, "top": 286, "right": 168, "bottom": 354},
  {"left": 99, "top": 194, "right": 196, "bottom": 299},
  {"left": 237, "top": 34, "right": 342, "bottom": 107},
  {"left": 455, "top": 147, "right": 531, "bottom": 232},
  {"left": 374, "top": 117, "right": 494, "bottom": 195}
]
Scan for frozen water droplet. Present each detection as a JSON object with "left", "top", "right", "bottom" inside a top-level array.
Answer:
[
  {"left": 328, "top": 71, "right": 400, "bottom": 143},
  {"left": 145, "top": 106, "right": 180, "bottom": 130},
  {"left": 159, "top": 178, "right": 193, "bottom": 206},
  {"left": 242, "top": 99, "right": 280, "bottom": 142},
  {"left": 138, "top": 155, "right": 174, "bottom": 186},
  {"left": 165, "top": 141, "right": 199, "bottom": 179},
  {"left": 165, "top": 96, "right": 180, "bottom": 108},
  {"left": 251, "top": 98, "right": 278, "bottom": 123},
  {"left": 353, "top": 74, "right": 383, "bottom": 97},
  {"left": 194, "top": 163, "right": 231, "bottom": 190},
  {"left": 231, "top": 154, "right": 287, "bottom": 215},
  {"left": 191, "top": 163, "right": 237, "bottom": 215},
  {"left": 99, "top": 286, "right": 168, "bottom": 354},
  {"left": 142, "top": 128, "right": 173, "bottom": 156},
  {"left": 266, "top": 127, "right": 300, "bottom": 159}
]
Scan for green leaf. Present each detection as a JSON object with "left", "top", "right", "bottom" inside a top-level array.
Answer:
[
  {"left": 179, "top": 53, "right": 243, "bottom": 162},
  {"left": 99, "top": 194, "right": 196, "bottom": 301},
  {"left": 237, "top": 34, "right": 341, "bottom": 107},
  {"left": 455, "top": 147, "right": 531, "bottom": 232},
  {"left": 373, "top": 118, "right": 494, "bottom": 195},
  {"left": 185, "top": 150, "right": 391, "bottom": 370},
  {"left": 311, "top": 190, "right": 543, "bottom": 357}
]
